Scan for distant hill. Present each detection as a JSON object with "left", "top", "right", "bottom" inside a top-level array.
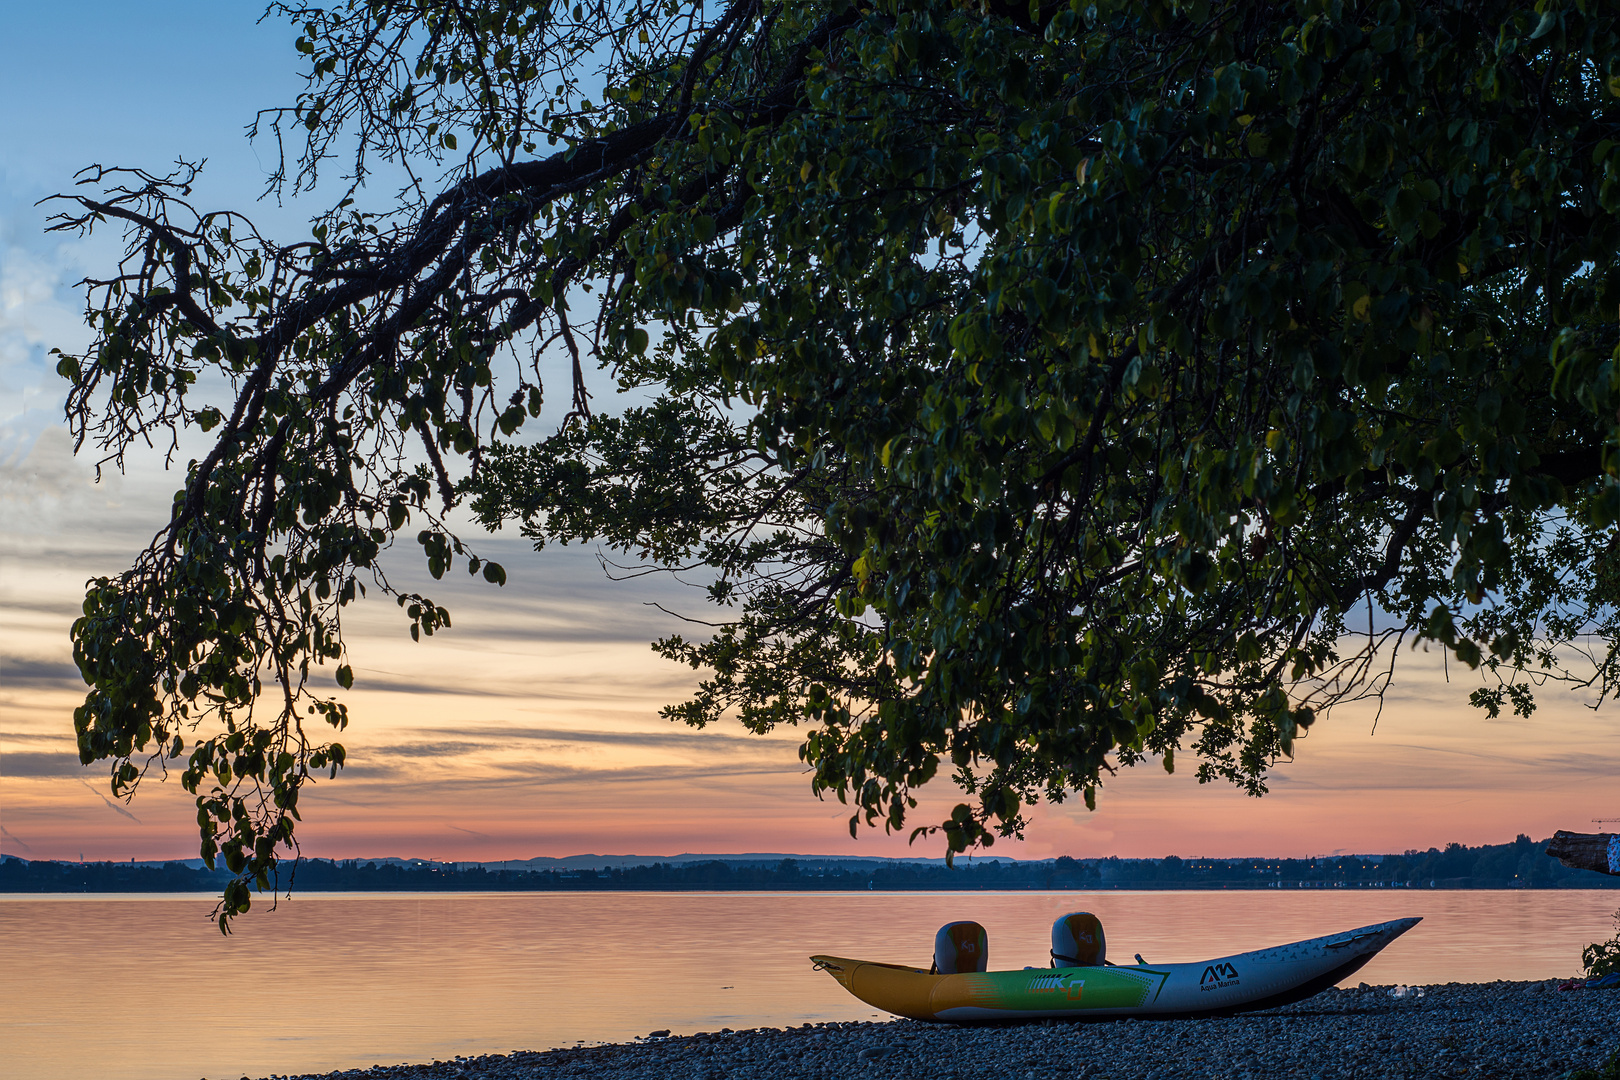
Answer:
[
  {"left": 464, "top": 851, "right": 951, "bottom": 871},
  {"left": 3, "top": 835, "right": 1617, "bottom": 892}
]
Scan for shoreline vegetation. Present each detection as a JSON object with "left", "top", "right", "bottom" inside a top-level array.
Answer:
[
  {"left": 6, "top": 835, "right": 1618, "bottom": 894},
  {"left": 241, "top": 982, "right": 1620, "bottom": 1080}
]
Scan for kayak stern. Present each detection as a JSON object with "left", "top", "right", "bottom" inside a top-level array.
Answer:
[{"left": 810, "top": 956, "right": 939, "bottom": 1020}]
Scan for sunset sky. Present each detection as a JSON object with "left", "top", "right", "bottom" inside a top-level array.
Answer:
[{"left": 3, "top": 3, "right": 1618, "bottom": 867}]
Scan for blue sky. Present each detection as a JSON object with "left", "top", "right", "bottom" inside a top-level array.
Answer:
[
  {"left": 0, "top": 3, "right": 296, "bottom": 207},
  {"left": 1, "top": 2, "right": 297, "bottom": 435},
  {"left": 2, "top": 2, "right": 1617, "bottom": 866}
]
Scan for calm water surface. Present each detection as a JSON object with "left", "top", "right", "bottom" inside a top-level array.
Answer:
[{"left": 4, "top": 889, "right": 1617, "bottom": 1080}]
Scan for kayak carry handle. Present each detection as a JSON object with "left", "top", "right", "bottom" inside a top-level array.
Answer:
[{"left": 1325, "top": 930, "right": 1380, "bottom": 950}]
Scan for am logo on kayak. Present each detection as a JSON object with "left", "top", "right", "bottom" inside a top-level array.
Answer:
[
  {"left": 1026, "top": 973, "right": 1086, "bottom": 1001},
  {"left": 1199, "top": 963, "right": 1241, "bottom": 991}
]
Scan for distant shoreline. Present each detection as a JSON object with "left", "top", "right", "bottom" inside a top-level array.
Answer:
[
  {"left": 3, "top": 872, "right": 1617, "bottom": 895},
  {"left": 4, "top": 834, "right": 1619, "bottom": 893},
  {"left": 11, "top": 884, "right": 1620, "bottom": 895}
]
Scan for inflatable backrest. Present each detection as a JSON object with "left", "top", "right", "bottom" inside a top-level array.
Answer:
[
  {"left": 1051, "top": 911, "right": 1106, "bottom": 967},
  {"left": 933, "top": 920, "right": 989, "bottom": 974}
]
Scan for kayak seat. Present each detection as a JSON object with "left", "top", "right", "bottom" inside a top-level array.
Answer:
[
  {"left": 932, "top": 920, "right": 989, "bottom": 974},
  {"left": 1051, "top": 911, "right": 1106, "bottom": 967}
]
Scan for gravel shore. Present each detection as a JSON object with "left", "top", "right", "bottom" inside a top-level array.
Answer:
[{"left": 257, "top": 982, "right": 1618, "bottom": 1080}]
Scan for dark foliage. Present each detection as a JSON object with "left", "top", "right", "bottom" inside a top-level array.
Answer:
[{"left": 51, "top": 0, "right": 1620, "bottom": 925}]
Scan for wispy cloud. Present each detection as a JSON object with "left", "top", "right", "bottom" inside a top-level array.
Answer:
[
  {"left": 0, "top": 240, "right": 86, "bottom": 402},
  {"left": 416, "top": 724, "right": 795, "bottom": 752},
  {"left": 0, "top": 657, "right": 83, "bottom": 691},
  {"left": 2, "top": 751, "right": 86, "bottom": 778},
  {"left": 79, "top": 780, "right": 141, "bottom": 823}
]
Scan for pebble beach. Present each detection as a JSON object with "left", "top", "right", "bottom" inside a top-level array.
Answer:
[{"left": 256, "top": 981, "right": 1619, "bottom": 1080}]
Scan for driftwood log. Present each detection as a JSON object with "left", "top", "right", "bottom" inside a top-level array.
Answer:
[{"left": 1547, "top": 831, "right": 1620, "bottom": 876}]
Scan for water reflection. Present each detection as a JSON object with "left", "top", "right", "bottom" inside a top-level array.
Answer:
[{"left": 3, "top": 889, "right": 1614, "bottom": 1080}]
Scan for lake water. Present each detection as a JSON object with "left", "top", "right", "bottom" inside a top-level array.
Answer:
[{"left": 4, "top": 889, "right": 1617, "bottom": 1080}]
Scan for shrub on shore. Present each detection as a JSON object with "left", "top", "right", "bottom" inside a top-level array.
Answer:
[
  {"left": 1568, "top": 1047, "right": 1620, "bottom": 1080},
  {"left": 1582, "top": 908, "right": 1620, "bottom": 980}
]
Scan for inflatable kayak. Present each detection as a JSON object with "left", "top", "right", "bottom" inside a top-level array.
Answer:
[{"left": 812, "top": 916, "right": 1420, "bottom": 1021}]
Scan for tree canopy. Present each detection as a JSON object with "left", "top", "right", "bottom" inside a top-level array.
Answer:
[{"left": 52, "top": 0, "right": 1620, "bottom": 927}]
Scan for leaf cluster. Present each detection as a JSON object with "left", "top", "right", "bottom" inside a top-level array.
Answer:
[{"left": 51, "top": 0, "right": 1620, "bottom": 918}]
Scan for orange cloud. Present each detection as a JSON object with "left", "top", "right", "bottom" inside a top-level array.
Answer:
[{"left": 4, "top": 432, "right": 1618, "bottom": 865}]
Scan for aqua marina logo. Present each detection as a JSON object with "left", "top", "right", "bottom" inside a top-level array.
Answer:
[
  {"left": 1199, "top": 963, "right": 1240, "bottom": 991},
  {"left": 1027, "top": 973, "right": 1085, "bottom": 1000}
]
